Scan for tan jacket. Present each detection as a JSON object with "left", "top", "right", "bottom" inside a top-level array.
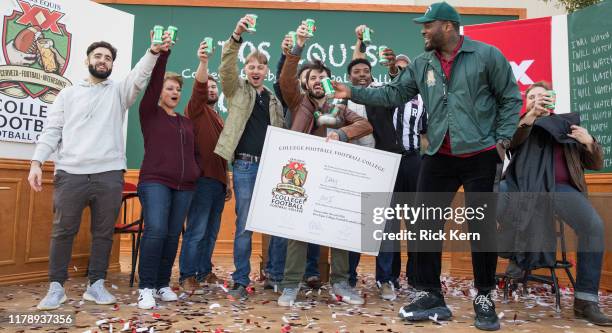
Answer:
[
  {"left": 511, "top": 123, "right": 604, "bottom": 193},
  {"left": 213, "top": 37, "right": 284, "bottom": 161},
  {"left": 279, "top": 52, "right": 373, "bottom": 139}
]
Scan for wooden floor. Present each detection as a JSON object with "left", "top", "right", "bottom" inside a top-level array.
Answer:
[{"left": 0, "top": 255, "right": 610, "bottom": 333}]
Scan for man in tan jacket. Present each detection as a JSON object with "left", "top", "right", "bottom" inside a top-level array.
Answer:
[
  {"left": 213, "top": 15, "right": 285, "bottom": 299},
  {"left": 276, "top": 23, "right": 373, "bottom": 307}
]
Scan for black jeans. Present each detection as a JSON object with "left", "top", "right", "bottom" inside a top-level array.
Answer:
[
  {"left": 413, "top": 149, "right": 501, "bottom": 292},
  {"left": 348, "top": 152, "right": 421, "bottom": 285}
]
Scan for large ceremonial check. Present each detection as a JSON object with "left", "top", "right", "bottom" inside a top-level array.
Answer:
[{"left": 245, "top": 127, "right": 401, "bottom": 254}]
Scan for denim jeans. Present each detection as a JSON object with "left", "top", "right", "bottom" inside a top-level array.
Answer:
[
  {"left": 348, "top": 251, "right": 361, "bottom": 286},
  {"left": 231, "top": 159, "right": 259, "bottom": 286},
  {"left": 138, "top": 182, "right": 193, "bottom": 289},
  {"left": 179, "top": 177, "right": 226, "bottom": 282},
  {"left": 265, "top": 235, "right": 287, "bottom": 281},
  {"left": 266, "top": 239, "right": 319, "bottom": 281},
  {"left": 499, "top": 181, "right": 605, "bottom": 302},
  {"left": 305, "top": 243, "right": 321, "bottom": 278}
]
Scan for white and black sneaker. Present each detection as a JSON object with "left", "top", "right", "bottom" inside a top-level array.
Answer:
[
  {"left": 138, "top": 288, "right": 156, "bottom": 309},
  {"left": 398, "top": 290, "right": 452, "bottom": 321},
  {"left": 473, "top": 292, "right": 500, "bottom": 331}
]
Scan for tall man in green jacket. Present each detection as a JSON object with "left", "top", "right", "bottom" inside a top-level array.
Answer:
[{"left": 333, "top": 2, "right": 521, "bottom": 331}]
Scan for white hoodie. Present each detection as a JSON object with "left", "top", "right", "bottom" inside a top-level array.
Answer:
[{"left": 32, "top": 50, "right": 158, "bottom": 174}]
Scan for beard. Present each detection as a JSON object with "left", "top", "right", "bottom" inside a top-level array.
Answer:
[
  {"left": 308, "top": 89, "right": 325, "bottom": 100},
  {"left": 424, "top": 34, "right": 443, "bottom": 52},
  {"left": 207, "top": 96, "right": 219, "bottom": 105},
  {"left": 88, "top": 64, "right": 112, "bottom": 79}
]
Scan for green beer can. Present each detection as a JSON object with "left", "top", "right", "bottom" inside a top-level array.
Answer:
[
  {"left": 246, "top": 14, "right": 258, "bottom": 32},
  {"left": 378, "top": 45, "right": 389, "bottom": 65},
  {"left": 288, "top": 31, "right": 297, "bottom": 48},
  {"left": 305, "top": 18, "right": 315, "bottom": 37},
  {"left": 152, "top": 25, "right": 164, "bottom": 44},
  {"left": 321, "top": 77, "right": 335, "bottom": 97},
  {"left": 167, "top": 25, "right": 178, "bottom": 44},
  {"left": 546, "top": 90, "right": 556, "bottom": 109},
  {"left": 203, "top": 37, "right": 214, "bottom": 54},
  {"left": 362, "top": 27, "right": 372, "bottom": 45}
]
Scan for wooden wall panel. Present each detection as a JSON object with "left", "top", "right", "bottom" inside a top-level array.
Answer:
[
  {"left": 0, "top": 159, "right": 121, "bottom": 286},
  {"left": 0, "top": 178, "right": 20, "bottom": 266}
]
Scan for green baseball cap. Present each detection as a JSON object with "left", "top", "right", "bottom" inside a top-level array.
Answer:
[{"left": 413, "top": 2, "right": 461, "bottom": 24}]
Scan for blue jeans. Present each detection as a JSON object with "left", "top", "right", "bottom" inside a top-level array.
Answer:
[
  {"left": 500, "top": 181, "right": 605, "bottom": 302},
  {"left": 305, "top": 243, "right": 320, "bottom": 278},
  {"left": 179, "top": 177, "right": 226, "bottom": 282},
  {"left": 265, "top": 239, "right": 319, "bottom": 281},
  {"left": 265, "top": 235, "right": 287, "bottom": 281},
  {"left": 231, "top": 159, "right": 259, "bottom": 286},
  {"left": 348, "top": 251, "right": 360, "bottom": 286},
  {"left": 138, "top": 182, "right": 193, "bottom": 289}
]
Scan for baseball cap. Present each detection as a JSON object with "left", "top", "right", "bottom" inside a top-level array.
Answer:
[
  {"left": 413, "top": 2, "right": 461, "bottom": 24},
  {"left": 395, "top": 54, "right": 411, "bottom": 63}
]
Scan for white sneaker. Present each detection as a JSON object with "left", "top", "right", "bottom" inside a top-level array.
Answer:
[
  {"left": 155, "top": 287, "right": 178, "bottom": 302},
  {"left": 331, "top": 281, "right": 365, "bottom": 305},
  {"left": 277, "top": 287, "right": 299, "bottom": 307},
  {"left": 138, "top": 288, "right": 156, "bottom": 309},
  {"left": 37, "top": 282, "right": 67, "bottom": 310},
  {"left": 83, "top": 279, "right": 116, "bottom": 305}
]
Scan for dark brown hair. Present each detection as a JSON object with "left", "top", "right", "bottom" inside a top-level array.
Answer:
[{"left": 86, "top": 41, "right": 117, "bottom": 60}]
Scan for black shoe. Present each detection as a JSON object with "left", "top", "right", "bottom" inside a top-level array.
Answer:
[
  {"left": 473, "top": 293, "right": 500, "bottom": 331},
  {"left": 398, "top": 290, "right": 452, "bottom": 321},
  {"left": 304, "top": 276, "right": 322, "bottom": 289},
  {"left": 228, "top": 283, "right": 248, "bottom": 300},
  {"left": 263, "top": 279, "right": 280, "bottom": 291},
  {"left": 574, "top": 299, "right": 612, "bottom": 326}
]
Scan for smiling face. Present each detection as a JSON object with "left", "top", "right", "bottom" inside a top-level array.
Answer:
[
  {"left": 159, "top": 78, "right": 182, "bottom": 110},
  {"left": 86, "top": 47, "right": 113, "bottom": 79},
  {"left": 421, "top": 21, "right": 450, "bottom": 52},
  {"left": 245, "top": 59, "right": 269, "bottom": 89},
  {"left": 349, "top": 63, "right": 372, "bottom": 87},
  {"left": 307, "top": 69, "right": 328, "bottom": 100}
]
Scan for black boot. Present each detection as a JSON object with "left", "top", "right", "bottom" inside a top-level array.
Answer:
[{"left": 574, "top": 298, "right": 612, "bottom": 326}]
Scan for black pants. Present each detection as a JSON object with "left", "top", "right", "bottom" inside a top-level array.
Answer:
[
  {"left": 413, "top": 149, "right": 501, "bottom": 292},
  {"left": 395, "top": 152, "right": 421, "bottom": 286},
  {"left": 349, "top": 152, "right": 421, "bottom": 285}
]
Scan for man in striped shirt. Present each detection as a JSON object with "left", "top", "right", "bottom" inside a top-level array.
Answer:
[{"left": 350, "top": 26, "right": 427, "bottom": 301}]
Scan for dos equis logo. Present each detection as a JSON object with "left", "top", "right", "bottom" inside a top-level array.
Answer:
[
  {"left": 1, "top": 0, "right": 71, "bottom": 103},
  {"left": 270, "top": 159, "right": 308, "bottom": 213}
]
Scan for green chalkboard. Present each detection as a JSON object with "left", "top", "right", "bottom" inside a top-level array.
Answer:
[
  {"left": 105, "top": 3, "right": 518, "bottom": 169},
  {"left": 568, "top": 0, "right": 612, "bottom": 173}
]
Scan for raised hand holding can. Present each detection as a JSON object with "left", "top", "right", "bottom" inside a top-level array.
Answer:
[
  {"left": 246, "top": 14, "right": 258, "bottom": 32},
  {"left": 378, "top": 45, "right": 389, "bottom": 65},
  {"left": 305, "top": 18, "right": 316, "bottom": 37},
  {"left": 203, "top": 37, "right": 214, "bottom": 54},
  {"left": 152, "top": 25, "right": 164, "bottom": 44}
]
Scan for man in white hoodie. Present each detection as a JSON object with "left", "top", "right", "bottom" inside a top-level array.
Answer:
[{"left": 27, "top": 36, "right": 165, "bottom": 310}]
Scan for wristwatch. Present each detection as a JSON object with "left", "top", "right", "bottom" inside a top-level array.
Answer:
[{"left": 497, "top": 139, "right": 511, "bottom": 150}]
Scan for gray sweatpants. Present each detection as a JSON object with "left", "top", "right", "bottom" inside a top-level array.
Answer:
[{"left": 48, "top": 170, "right": 124, "bottom": 284}]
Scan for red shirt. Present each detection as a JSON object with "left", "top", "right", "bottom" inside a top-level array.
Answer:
[{"left": 435, "top": 37, "right": 496, "bottom": 158}]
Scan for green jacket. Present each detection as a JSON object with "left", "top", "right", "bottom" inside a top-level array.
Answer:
[
  {"left": 213, "top": 37, "right": 284, "bottom": 161},
  {"left": 351, "top": 37, "right": 522, "bottom": 155}
]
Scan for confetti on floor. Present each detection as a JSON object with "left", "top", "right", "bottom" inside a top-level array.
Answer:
[{"left": 0, "top": 259, "right": 609, "bottom": 332}]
